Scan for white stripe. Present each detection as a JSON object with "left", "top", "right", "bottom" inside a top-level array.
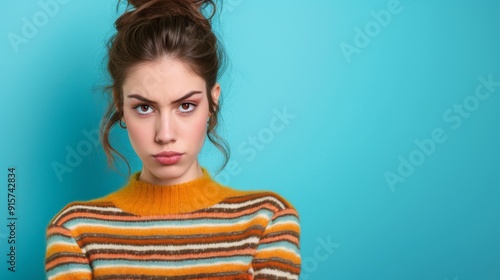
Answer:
[
  {"left": 95, "top": 260, "right": 248, "bottom": 270},
  {"left": 55, "top": 205, "right": 122, "bottom": 221},
  {"left": 47, "top": 239, "right": 89, "bottom": 255},
  {"left": 211, "top": 196, "right": 285, "bottom": 210},
  {"left": 65, "top": 213, "right": 271, "bottom": 230},
  {"left": 46, "top": 240, "right": 78, "bottom": 251},
  {"left": 254, "top": 268, "right": 298, "bottom": 280},
  {"left": 83, "top": 236, "right": 260, "bottom": 252},
  {"left": 257, "top": 246, "right": 301, "bottom": 258},
  {"left": 49, "top": 268, "right": 91, "bottom": 280},
  {"left": 268, "top": 219, "right": 300, "bottom": 229}
]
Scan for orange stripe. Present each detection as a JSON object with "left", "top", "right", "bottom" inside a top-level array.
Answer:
[
  {"left": 223, "top": 192, "right": 266, "bottom": 203},
  {"left": 273, "top": 208, "right": 299, "bottom": 218},
  {"left": 88, "top": 248, "right": 255, "bottom": 262},
  {"left": 46, "top": 257, "right": 89, "bottom": 271},
  {"left": 70, "top": 216, "right": 270, "bottom": 236},
  {"left": 47, "top": 226, "right": 71, "bottom": 236},
  {"left": 51, "top": 272, "right": 91, "bottom": 280},
  {"left": 260, "top": 234, "right": 299, "bottom": 245},
  {"left": 264, "top": 223, "right": 300, "bottom": 234},
  {"left": 47, "top": 244, "right": 85, "bottom": 255},
  {"left": 253, "top": 259, "right": 300, "bottom": 274},
  {"left": 94, "top": 263, "right": 249, "bottom": 276}
]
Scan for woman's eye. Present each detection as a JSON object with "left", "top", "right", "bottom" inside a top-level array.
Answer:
[
  {"left": 134, "top": 104, "right": 153, "bottom": 115},
  {"left": 179, "top": 103, "right": 196, "bottom": 113}
]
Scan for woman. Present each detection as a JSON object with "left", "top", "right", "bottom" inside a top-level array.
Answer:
[{"left": 45, "top": 0, "right": 301, "bottom": 279}]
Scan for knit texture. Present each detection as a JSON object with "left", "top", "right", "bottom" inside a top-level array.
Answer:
[{"left": 45, "top": 168, "right": 301, "bottom": 279}]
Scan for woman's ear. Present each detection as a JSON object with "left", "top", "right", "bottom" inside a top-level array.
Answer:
[
  {"left": 211, "top": 83, "right": 221, "bottom": 106},
  {"left": 113, "top": 89, "right": 124, "bottom": 115}
]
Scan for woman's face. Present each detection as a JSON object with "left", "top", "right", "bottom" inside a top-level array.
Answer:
[{"left": 122, "top": 56, "right": 220, "bottom": 185}]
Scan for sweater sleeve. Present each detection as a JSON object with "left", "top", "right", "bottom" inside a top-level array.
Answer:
[
  {"left": 45, "top": 223, "right": 92, "bottom": 280},
  {"left": 252, "top": 206, "right": 301, "bottom": 279}
]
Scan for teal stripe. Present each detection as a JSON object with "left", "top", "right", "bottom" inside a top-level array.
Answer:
[
  {"left": 257, "top": 240, "right": 300, "bottom": 254},
  {"left": 92, "top": 255, "right": 252, "bottom": 268},
  {"left": 64, "top": 209, "right": 274, "bottom": 229},
  {"left": 47, "top": 263, "right": 91, "bottom": 279},
  {"left": 46, "top": 235, "right": 78, "bottom": 247}
]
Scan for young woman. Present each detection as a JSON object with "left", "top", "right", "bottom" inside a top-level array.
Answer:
[{"left": 45, "top": 0, "right": 301, "bottom": 279}]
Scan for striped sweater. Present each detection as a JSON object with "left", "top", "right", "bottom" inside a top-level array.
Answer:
[{"left": 45, "top": 168, "right": 301, "bottom": 279}]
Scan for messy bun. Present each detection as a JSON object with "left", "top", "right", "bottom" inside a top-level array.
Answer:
[
  {"left": 127, "top": 0, "right": 209, "bottom": 9},
  {"left": 116, "top": 0, "right": 215, "bottom": 31},
  {"left": 100, "top": 0, "right": 228, "bottom": 175}
]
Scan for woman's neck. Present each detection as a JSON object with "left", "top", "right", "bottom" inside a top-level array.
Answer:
[
  {"left": 138, "top": 163, "right": 204, "bottom": 186},
  {"left": 103, "top": 167, "right": 242, "bottom": 216}
]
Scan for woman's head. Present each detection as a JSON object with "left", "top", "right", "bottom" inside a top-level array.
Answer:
[{"left": 100, "top": 0, "right": 228, "bottom": 182}]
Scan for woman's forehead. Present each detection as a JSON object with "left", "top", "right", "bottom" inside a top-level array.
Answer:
[{"left": 123, "top": 57, "right": 206, "bottom": 96}]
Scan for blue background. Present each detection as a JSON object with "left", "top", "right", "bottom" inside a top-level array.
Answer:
[{"left": 1, "top": 0, "right": 499, "bottom": 279}]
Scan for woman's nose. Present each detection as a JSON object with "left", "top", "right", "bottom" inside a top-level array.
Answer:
[{"left": 155, "top": 114, "right": 176, "bottom": 144}]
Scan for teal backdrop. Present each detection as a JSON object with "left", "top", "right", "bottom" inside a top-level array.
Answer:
[{"left": 1, "top": 0, "right": 499, "bottom": 279}]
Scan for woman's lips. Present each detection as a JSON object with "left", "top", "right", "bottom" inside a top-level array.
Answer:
[{"left": 152, "top": 151, "right": 183, "bottom": 165}]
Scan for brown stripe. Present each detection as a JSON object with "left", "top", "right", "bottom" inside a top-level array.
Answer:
[
  {"left": 201, "top": 199, "right": 284, "bottom": 214},
  {"left": 45, "top": 252, "right": 87, "bottom": 265},
  {"left": 78, "top": 227, "right": 263, "bottom": 246},
  {"left": 88, "top": 249, "right": 255, "bottom": 263},
  {"left": 84, "top": 242, "right": 258, "bottom": 256},
  {"left": 76, "top": 224, "right": 264, "bottom": 242},
  {"left": 56, "top": 200, "right": 284, "bottom": 225},
  {"left": 52, "top": 203, "right": 134, "bottom": 224},
  {"left": 94, "top": 271, "right": 251, "bottom": 280},
  {"left": 252, "top": 258, "right": 301, "bottom": 275}
]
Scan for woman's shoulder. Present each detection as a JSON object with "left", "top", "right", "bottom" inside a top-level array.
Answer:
[
  {"left": 220, "top": 184, "right": 298, "bottom": 213},
  {"left": 47, "top": 198, "right": 118, "bottom": 227}
]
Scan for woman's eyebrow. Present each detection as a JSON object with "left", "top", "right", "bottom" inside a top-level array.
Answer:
[
  {"left": 127, "top": 91, "right": 202, "bottom": 105},
  {"left": 171, "top": 91, "right": 202, "bottom": 104},
  {"left": 127, "top": 94, "right": 157, "bottom": 105}
]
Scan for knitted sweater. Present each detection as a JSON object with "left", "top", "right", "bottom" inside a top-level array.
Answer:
[{"left": 45, "top": 168, "right": 301, "bottom": 280}]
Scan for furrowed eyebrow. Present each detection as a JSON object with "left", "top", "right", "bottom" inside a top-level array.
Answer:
[
  {"left": 171, "top": 91, "right": 202, "bottom": 104},
  {"left": 127, "top": 91, "right": 202, "bottom": 105},
  {"left": 127, "top": 94, "right": 157, "bottom": 105}
]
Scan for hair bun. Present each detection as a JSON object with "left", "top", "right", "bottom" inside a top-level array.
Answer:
[
  {"left": 116, "top": 0, "right": 215, "bottom": 32},
  {"left": 127, "top": 0, "right": 212, "bottom": 10}
]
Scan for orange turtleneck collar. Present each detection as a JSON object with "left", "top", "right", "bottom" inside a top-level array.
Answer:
[{"left": 103, "top": 167, "right": 243, "bottom": 216}]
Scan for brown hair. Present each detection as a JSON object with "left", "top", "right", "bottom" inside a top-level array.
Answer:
[{"left": 99, "top": 0, "right": 229, "bottom": 176}]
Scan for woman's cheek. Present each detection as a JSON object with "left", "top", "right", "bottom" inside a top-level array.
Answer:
[
  {"left": 128, "top": 122, "right": 148, "bottom": 152},
  {"left": 192, "top": 117, "right": 208, "bottom": 145}
]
